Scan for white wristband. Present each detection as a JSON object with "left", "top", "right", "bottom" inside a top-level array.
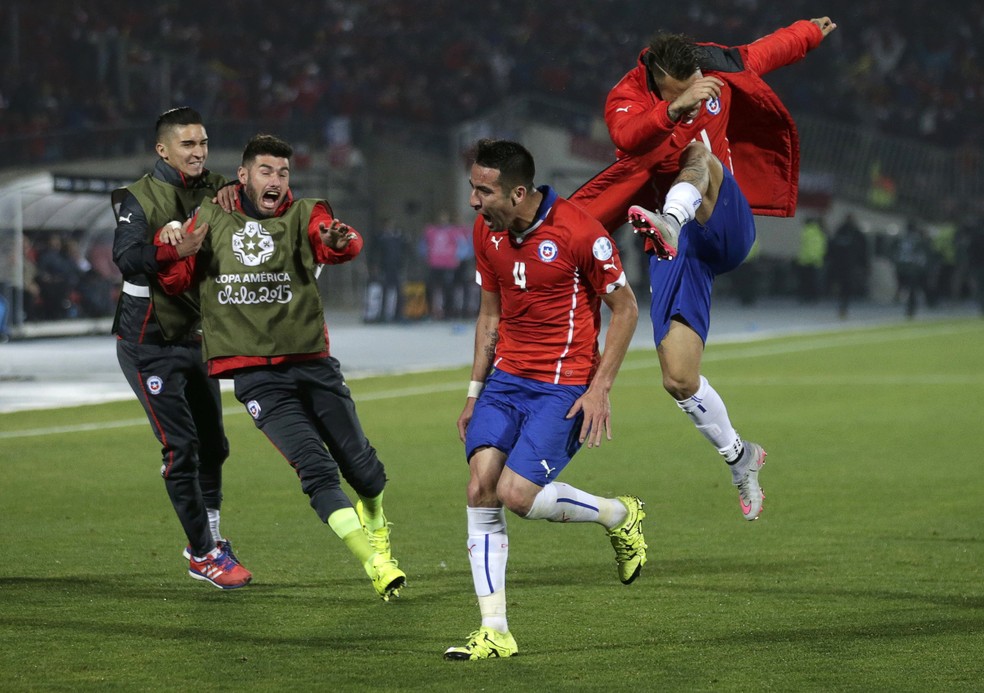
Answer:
[{"left": 467, "top": 380, "right": 485, "bottom": 399}]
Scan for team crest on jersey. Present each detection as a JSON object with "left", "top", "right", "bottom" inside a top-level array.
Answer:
[
  {"left": 706, "top": 97, "right": 721, "bottom": 115},
  {"left": 246, "top": 399, "right": 262, "bottom": 420},
  {"left": 592, "top": 236, "right": 614, "bottom": 261},
  {"left": 537, "top": 240, "right": 559, "bottom": 263},
  {"left": 145, "top": 375, "right": 163, "bottom": 395},
  {"left": 232, "top": 221, "right": 275, "bottom": 267}
]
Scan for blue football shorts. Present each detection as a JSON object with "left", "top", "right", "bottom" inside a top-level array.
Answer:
[
  {"left": 648, "top": 165, "right": 756, "bottom": 345},
  {"left": 464, "top": 369, "right": 587, "bottom": 487}
]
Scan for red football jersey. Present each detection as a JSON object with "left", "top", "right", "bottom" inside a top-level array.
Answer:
[{"left": 474, "top": 188, "right": 627, "bottom": 386}]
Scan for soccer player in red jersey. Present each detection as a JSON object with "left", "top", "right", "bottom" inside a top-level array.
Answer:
[
  {"left": 572, "top": 18, "right": 837, "bottom": 521},
  {"left": 444, "top": 139, "right": 645, "bottom": 661}
]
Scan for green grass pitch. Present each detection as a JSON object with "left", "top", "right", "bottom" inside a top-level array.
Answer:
[{"left": 1, "top": 318, "right": 982, "bottom": 691}]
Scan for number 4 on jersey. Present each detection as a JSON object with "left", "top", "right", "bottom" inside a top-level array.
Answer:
[{"left": 512, "top": 262, "right": 527, "bottom": 289}]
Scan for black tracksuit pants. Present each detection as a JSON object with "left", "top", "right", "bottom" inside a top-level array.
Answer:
[
  {"left": 232, "top": 356, "right": 387, "bottom": 523},
  {"left": 118, "top": 338, "right": 229, "bottom": 557}
]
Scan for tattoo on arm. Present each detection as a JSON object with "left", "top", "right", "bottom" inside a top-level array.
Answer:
[{"left": 483, "top": 329, "right": 498, "bottom": 363}]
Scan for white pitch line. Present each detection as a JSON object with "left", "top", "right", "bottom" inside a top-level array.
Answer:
[
  {"left": 0, "top": 384, "right": 467, "bottom": 440},
  {"left": 2, "top": 322, "right": 979, "bottom": 440}
]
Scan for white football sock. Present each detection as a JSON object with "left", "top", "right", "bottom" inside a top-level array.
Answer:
[
  {"left": 466, "top": 506, "right": 509, "bottom": 632},
  {"left": 663, "top": 181, "right": 702, "bottom": 226},
  {"left": 478, "top": 591, "right": 508, "bottom": 634},
  {"left": 207, "top": 508, "right": 224, "bottom": 544},
  {"left": 525, "top": 482, "right": 627, "bottom": 529},
  {"left": 675, "top": 376, "right": 743, "bottom": 462}
]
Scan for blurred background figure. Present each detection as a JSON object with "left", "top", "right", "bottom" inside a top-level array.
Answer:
[
  {"left": 35, "top": 232, "right": 80, "bottom": 320},
  {"left": 826, "top": 213, "right": 868, "bottom": 318},
  {"left": 795, "top": 216, "right": 827, "bottom": 303},
  {"left": 963, "top": 216, "right": 984, "bottom": 316},
  {"left": 452, "top": 221, "right": 478, "bottom": 319},
  {"left": 365, "top": 216, "right": 409, "bottom": 323},
  {"left": 421, "top": 210, "right": 468, "bottom": 320},
  {"left": 893, "top": 218, "right": 932, "bottom": 318}
]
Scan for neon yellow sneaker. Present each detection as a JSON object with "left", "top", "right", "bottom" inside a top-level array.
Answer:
[
  {"left": 608, "top": 495, "right": 647, "bottom": 585},
  {"left": 366, "top": 552, "right": 405, "bottom": 601},
  {"left": 444, "top": 626, "right": 518, "bottom": 660},
  {"left": 356, "top": 500, "right": 394, "bottom": 561}
]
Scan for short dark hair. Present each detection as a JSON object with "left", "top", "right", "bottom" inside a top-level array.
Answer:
[
  {"left": 646, "top": 32, "right": 702, "bottom": 83},
  {"left": 155, "top": 107, "right": 203, "bottom": 142},
  {"left": 241, "top": 134, "right": 293, "bottom": 166},
  {"left": 473, "top": 139, "right": 535, "bottom": 191}
]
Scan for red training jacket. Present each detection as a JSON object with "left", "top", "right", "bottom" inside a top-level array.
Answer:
[{"left": 572, "top": 20, "right": 823, "bottom": 230}]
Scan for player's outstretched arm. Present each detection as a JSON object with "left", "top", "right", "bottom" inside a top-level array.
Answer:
[{"left": 744, "top": 17, "right": 836, "bottom": 75}]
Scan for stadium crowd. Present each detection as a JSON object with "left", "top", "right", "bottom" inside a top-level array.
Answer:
[{"left": 0, "top": 0, "right": 980, "bottom": 152}]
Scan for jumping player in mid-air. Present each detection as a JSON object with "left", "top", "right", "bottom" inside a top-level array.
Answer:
[{"left": 572, "top": 17, "right": 837, "bottom": 521}]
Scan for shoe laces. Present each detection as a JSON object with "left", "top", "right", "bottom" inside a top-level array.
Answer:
[
  {"left": 610, "top": 510, "right": 646, "bottom": 555},
  {"left": 367, "top": 524, "right": 398, "bottom": 566},
  {"left": 211, "top": 550, "right": 239, "bottom": 571},
  {"left": 217, "top": 539, "right": 238, "bottom": 561},
  {"left": 612, "top": 534, "right": 646, "bottom": 560},
  {"left": 371, "top": 551, "right": 400, "bottom": 575},
  {"left": 463, "top": 629, "right": 496, "bottom": 652},
  {"left": 367, "top": 523, "right": 392, "bottom": 547}
]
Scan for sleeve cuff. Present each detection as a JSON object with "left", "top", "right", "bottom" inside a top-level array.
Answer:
[
  {"left": 653, "top": 101, "right": 677, "bottom": 130},
  {"left": 155, "top": 243, "right": 179, "bottom": 263}
]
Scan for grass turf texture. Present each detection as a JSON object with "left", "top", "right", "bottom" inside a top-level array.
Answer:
[{"left": 1, "top": 318, "right": 982, "bottom": 691}]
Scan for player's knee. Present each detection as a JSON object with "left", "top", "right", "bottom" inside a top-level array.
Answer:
[
  {"left": 662, "top": 371, "right": 699, "bottom": 400},
  {"left": 495, "top": 476, "right": 537, "bottom": 517},
  {"left": 498, "top": 487, "right": 534, "bottom": 517},
  {"left": 466, "top": 476, "right": 499, "bottom": 508}
]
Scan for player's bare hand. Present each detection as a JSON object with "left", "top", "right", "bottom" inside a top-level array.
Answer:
[
  {"left": 668, "top": 76, "right": 723, "bottom": 122},
  {"left": 810, "top": 17, "right": 837, "bottom": 37},
  {"left": 320, "top": 219, "right": 357, "bottom": 250},
  {"left": 158, "top": 220, "right": 186, "bottom": 246},
  {"left": 175, "top": 221, "right": 208, "bottom": 258},
  {"left": 213, "top": 184, "right": 238, "bottom": 213},
  {"left": 457, "top": 400, "right": 476, "bottom": 443},
  {"left": 568, "top": 388, "right": 613, "bottom": 449}
]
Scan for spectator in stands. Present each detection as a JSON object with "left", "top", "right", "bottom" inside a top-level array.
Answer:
[{"left": 2, "top": 1, "right": 981, "bottom": 156}]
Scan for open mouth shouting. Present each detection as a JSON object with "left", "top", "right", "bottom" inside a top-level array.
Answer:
[{"left": 258, "top": 188, "right": 283, "bottom": 213}]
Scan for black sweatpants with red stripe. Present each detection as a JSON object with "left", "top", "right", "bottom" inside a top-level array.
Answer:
[
  {"left": 231, "top": 356, "right": 387, "bottom": 523},
  {"left": 117, "top": 338, "right": 229, "bottom": 557}
]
